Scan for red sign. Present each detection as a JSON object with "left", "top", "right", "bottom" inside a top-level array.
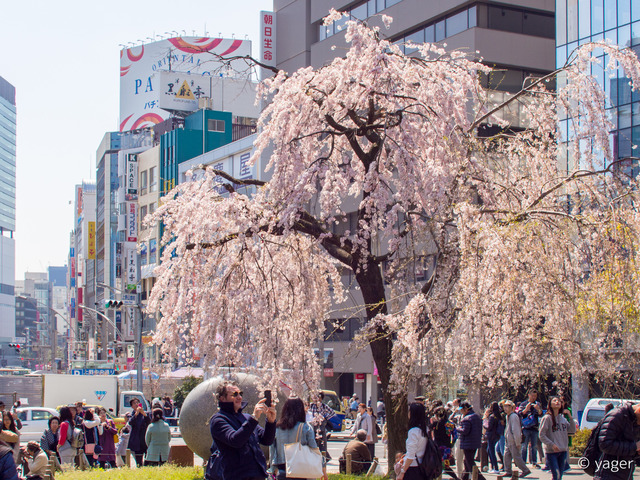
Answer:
[
  {"left": 355, "top": 373, "right": 365, "bottom": 383},
  {"left": 324, "top": 368, "right": 334, "bottom": 377}
]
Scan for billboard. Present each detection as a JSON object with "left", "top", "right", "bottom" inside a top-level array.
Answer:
[
  {"left": 126, "top": 202, "right": 137, "bottom": 242},
  {"left": 158, "top": 71, "right": 211, "bottom": 113},
  {"left": 126, "top": 154, "right": 138, "bottom": 200},
  {"left": 260, "top": 11, "right": 277, "bottom": 79},
  {"left": 88, "top": 222, "right": 96, "bottom": 260},
  {"left": 119, "top": 37, "right": 252, "bottom": 132}
]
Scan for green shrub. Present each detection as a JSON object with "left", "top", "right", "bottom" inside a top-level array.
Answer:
[
  {"left": 57, "top": 465, "right": 203, "bottom": 480},
  {"left": 570, "top": 427, "right": 592, "bottom": 457},
  {"left": 173, "top": 375, "right": 204, "bottom": 409}
]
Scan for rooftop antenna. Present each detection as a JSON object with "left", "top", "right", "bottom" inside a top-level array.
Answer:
[
  {"left": 118, "top": 43, "right": 127, "bottom": 50},
  {"left": 192, "top": 30, "right": 196, "bottom": 36},
  {"left": 156, "top": 34, "right": 164, "bottom": 40},
  {"left": 146, "top": 37, "right": 154, "bottom": 43},
  {"left": 181, "top": 30, "right": 186, "bottom": 36},
  {"left": 172, "top": 30, "right": 179, "bottom": 37},
  {"left": 164, "top": 31, "right": 173, "bottom": 38},
  {"left": 204, "top": 23, "right": 208, "bottom": 36},
  {"left": 137, "top": 39, "right": 144, "bottom": 45}
]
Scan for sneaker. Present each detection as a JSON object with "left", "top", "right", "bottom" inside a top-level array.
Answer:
[
  {"left": 504, "top": 472, "right": 513, "bottom": 477},
  {"left": 532, "top": 464, "right": 541, "bottom": 469},
  {"left": 489, "top": 469, "right": 500, "bottom": 474},
  {"left": 520, "top": 471, "right": 532, "bottom": 478},
  {"left": 541, "top": 466, "right": 550, "bottom": 472}
]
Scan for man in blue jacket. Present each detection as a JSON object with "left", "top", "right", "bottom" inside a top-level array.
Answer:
[
  {"left": 457, "top": 401, "right": 487, "bottom": 480},
  {"left": 210, "top": 382, "right": 276, "bottom": 480}
]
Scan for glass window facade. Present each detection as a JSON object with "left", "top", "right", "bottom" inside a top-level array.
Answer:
[
  {"left": 557, "top": 0, "right": 640, "bottom": 166},
  {"left": 0, "top": 77, "right": 16, "bottom": 233},
  {"left": 320, "top": 2, "right": 554, "bottom": 43}
]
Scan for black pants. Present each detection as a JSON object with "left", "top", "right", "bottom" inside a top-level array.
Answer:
[
  {"left": 366, "top": 442, "right": 375, "bottom": 459},
  {"left": 463, "top": 448, "right": 487, "bottom": 480}
]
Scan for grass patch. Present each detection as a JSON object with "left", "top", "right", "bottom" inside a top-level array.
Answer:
[
  {"left": 55, "top": 465, "right": 388, "bottom": 480},
  {"left": 57, "top": 465, "right": 204, "bottom": 480}
]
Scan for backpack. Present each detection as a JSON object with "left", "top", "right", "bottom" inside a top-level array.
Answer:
[
  {"left": 66, "top": 421, "right": 85, "bottom": 449},
  {"left": 582, "top": 418, "right": 606, "bottom": 476},
  {"left": 417, "top": 436, "right": 444, "bottom": 480}
]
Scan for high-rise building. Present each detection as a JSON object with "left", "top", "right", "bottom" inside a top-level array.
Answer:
[
  {"left": 273, "top": 0, "right": 556, "bottom": 400},
  {"left": 0, "top": 76, "right": 16, "bottom": 342},
  {"left": 556, "top": 0, "right": 640, "bottom": 171}
]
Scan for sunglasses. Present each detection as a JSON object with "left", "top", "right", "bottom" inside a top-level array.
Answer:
[{"left": 229, "top": 391, "right": 243, "bottom": 398}]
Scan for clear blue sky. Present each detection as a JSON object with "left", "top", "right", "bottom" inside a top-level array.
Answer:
[{"left": 1, "top": 0, "right": 272, "bottom": 280}]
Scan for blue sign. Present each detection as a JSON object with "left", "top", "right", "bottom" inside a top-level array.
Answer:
[{"left": 70, "top": 369, "right": 115, "bottom": 376}]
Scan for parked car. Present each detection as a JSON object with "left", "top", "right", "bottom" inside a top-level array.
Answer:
[
  {"left": 580, "top": 398, "right": 638, "bottom": 429},
  {"left": 15, "top": 407, "right": 59, "bottom": 443}
]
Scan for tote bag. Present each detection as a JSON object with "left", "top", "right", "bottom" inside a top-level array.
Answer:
[{"left": 284, "top": 423, "right": 324, "bottom": 478}]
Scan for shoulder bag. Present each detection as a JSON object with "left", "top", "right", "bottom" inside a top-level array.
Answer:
[{"left": 285, "top": 423, "right": 324, "bottom": 478}]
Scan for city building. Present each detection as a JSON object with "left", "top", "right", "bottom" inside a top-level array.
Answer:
[
  {"left": 0, "top": 76, "right": 16, "bottom": 343},
  {"left": 273, "top": 0, "right": 556, "bottom": 401},
  {"left": 556, "top": 0, "right": 640, "bottom": 171},
  {"left": 14, "top": 295, "right": 37, "bottom": 367},
  {"left": 69, "top": 181, "right": 96, "bottom": 365}
]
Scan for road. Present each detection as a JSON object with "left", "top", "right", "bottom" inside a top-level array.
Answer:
[{"left": 171, "top": 433, "right": 640, "bottom": 478}]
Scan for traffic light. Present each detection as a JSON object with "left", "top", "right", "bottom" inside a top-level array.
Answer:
[
  {"left": 8, "top": 343, "right": 20, "bottom": 353},
  {"left": 104, "top": 299, "right": 123, "bottom": 308}
]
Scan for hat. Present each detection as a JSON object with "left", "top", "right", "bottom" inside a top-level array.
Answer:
[{"left": 415, "top": 396, "right": 426, "bottom": 401}]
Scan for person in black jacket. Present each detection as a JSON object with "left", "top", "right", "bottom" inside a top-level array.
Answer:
[
  {"left": 431, "top": 406, "right": 459, "bottom": 480},
  {"left": 125, "top": 398, "right": 151, "bottom": 467},
  {"left": 594, "top": 402, "right": 640, "bottom": 480},
  {"left": 486, "top": 402, "right": 502, "bottom": 474},
  {"left": 457, "top": 401, "right": 487, "bottom": 480},
  {"left": 209, "top": 381, "right": 276, "bottom": 480}
]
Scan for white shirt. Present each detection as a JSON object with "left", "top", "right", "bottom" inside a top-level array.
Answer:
[{"left": 405, "top": 427, "right": 427, "bottom": 467}]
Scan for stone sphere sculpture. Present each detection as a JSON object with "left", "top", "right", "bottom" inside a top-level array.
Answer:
[{"left": 179, "top": 372, "right": 285, "bottom": 460}]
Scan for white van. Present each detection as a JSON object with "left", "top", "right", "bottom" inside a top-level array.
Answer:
[{"left": 580, "top": 398, "right": 638, "bottom": 429}]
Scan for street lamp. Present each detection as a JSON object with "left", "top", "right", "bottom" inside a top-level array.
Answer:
[
  {"left": 96, "top": 282, "right": 144, "bottom": 392},
  {"left": 16, "top": 295, "right": 76, "bottom": 371}
]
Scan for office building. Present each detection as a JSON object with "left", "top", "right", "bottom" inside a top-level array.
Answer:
[{"left": 0, "top": 76, "right": 16, "bottom": 342}]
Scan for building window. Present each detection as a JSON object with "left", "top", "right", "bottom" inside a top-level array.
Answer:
[
  {"left": 139, "top": 205, "right": 147, "bottom": 230},
  {"left": 140, "top": 170, "right": 148, "bottom": 196},
  {"left": 208, "top": 119, "right": 225, "bottom": 132},
  {"left": 149, "top": 166, "right": 157, "bottom": 192}
]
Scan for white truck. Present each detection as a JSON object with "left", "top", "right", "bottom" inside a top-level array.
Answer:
[{"left": 41, "top": 374, "right": 149, "bottom": 417}]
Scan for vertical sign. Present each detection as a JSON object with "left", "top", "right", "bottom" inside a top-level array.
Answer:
[
  {"left": 88, "top": 221, "right": 96, "bottom": 259},
  {"left": 260, "top": 11, "right": 276, "bottom": 80},
  {"left": 126, "top": 248, "right": 138, "bottom": 292},
  {"left": 126, "top": 154, "right": 138, "bottom": 200},
  {"left": 126, "top": 202, "right": 137, "bottom": 242},
  {"left": 77, "top": 186, "right": 83, "bottom": 218},
  {"left": 125, "top": 307, "right": 136, "bottom": 341}
]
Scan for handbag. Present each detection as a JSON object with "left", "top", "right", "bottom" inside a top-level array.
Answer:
[{"left": 284, "top": 423, "right": 324, "bottom": 478}]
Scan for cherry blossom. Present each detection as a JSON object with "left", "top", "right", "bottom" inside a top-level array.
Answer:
[{"left": 148, "top": 12, "right": 640, "bottom": 465}]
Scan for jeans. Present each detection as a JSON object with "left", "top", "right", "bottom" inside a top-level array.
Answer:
[
  {"left": 547, "top": 451, "right": 567, "bottom": 480},
  {"left": 488, "top": 438, "right": 499, "bottom": 470},
  {"left": 521, "top": 429, "right": 538, "bottom": 464}
]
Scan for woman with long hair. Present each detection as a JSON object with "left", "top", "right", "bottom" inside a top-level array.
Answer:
[
  {"left": 0, "top": 411, "right": 20, "bottom": 463},
  {"left": 82, "top": 408, "right": 101, "bottom": 467},
  {"left": 269, "top": 397, "right": 320, "bottom": 480},
  {"left": 144, "top": 408, "right": 171, "bottom": 466},
  {"left": 397, "top": 402, "right": 428, "bottom": 480},
  {"left": 431, "top": 405, "right": 459, "bottom": 480},
  {"left": 539, "top": 396, "right": 576, "bottom": 480},
  {"left": 486, "top": 402, "right": 502, "bottom": 474},
  {"left": 57, "top": 406, "right": 76, "bottom": 466}
]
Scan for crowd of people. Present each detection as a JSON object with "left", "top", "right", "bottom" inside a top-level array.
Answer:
[
  {"left": 205, "top": 384, "right": 588, "bottom": 480},
  {"left": 0, "top": 395, "right": 176, "bottom": 479}
]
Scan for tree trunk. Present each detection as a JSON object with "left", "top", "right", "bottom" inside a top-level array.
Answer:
[{"left": 355, "top": 258, "right": 408, "bottom": 475}]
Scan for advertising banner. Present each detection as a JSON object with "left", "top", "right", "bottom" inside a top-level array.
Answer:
[
  {"left": 126, "top": 202, "right": 137, "bottom": 242},
  {"left": 88, "top": 221, "right": 96, "bottom": 259},
  {"left": 260, "top": 11, "right": 276, "bottom": 79},
  {"left": 125, "top": 247, "right": 138, "bottom": 292},
  {"left": 158, "top": 71, "right": 211, "bottom": 112},
  {"left": 126, "top": 154, "right": 138, "bottom": 200},
  {"left": 119, "top": 37, "right": 251, "bottom": 132}
]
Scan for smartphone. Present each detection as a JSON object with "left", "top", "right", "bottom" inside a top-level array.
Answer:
[{"left": 264, "top": 390, "right": 272, "bottom": 408}]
